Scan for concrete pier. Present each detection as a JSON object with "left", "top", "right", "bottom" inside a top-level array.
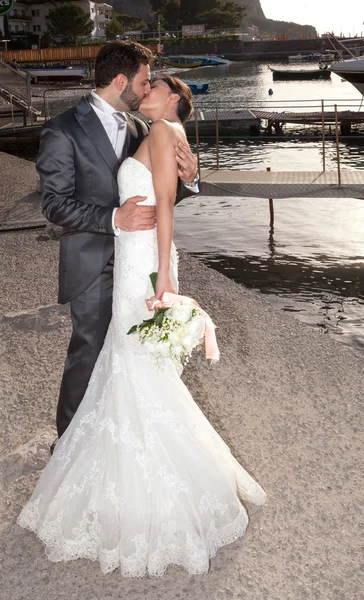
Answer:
[{"left": 0, "top": 154, "right": 363, "bottom": 599}]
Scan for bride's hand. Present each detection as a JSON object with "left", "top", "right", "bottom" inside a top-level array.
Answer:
[{"left": 155, "top": 272, "right": 177, "bottom": 300}]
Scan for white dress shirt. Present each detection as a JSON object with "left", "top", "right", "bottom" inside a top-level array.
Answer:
[{"left": 89, "top": 90, "right": 125, "bottom": 236}]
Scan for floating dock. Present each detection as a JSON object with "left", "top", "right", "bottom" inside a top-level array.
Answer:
[
  {"left": 185, "top": 107, "right": 364, "bottom": 136},
  {"left": 199, "top": 169, "right": 364, "bottom": 199}
]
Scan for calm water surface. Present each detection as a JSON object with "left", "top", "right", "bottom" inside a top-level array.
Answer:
[
  {"left": 2, "top": 61, "right": 364, "bottom": 349},
  {"left": 174, "top": 62, "right": 364, "bottom": 350}
]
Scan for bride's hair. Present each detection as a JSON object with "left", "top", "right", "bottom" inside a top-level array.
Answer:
[{"left": 153, "top": 76, "right": 193, "bottom": 124}]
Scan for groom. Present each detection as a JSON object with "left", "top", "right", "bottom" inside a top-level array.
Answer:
[{"left": 37, "top": 41, "right": 198, "bottom": 444}]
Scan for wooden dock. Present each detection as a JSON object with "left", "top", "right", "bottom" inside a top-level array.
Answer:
[
  {"left": 187, "top": 107, "right": 364, "bottom": 135},
  {"left": 186, "top": 108, "right": 260, "bottom": 134},
  {"left": 199, "top": 169, "right": 364, "bottom": 199}
]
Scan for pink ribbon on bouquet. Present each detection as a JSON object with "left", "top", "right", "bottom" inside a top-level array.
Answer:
[{"left": 145, "top": 293, "right": 220, "bottom": 362}]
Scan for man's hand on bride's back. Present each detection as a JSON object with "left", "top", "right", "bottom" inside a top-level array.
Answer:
[
  {"left": 114, "top": 197, "right": 156, "bottom": 231},
  {"left": 175, "top": 142, "right": 197, "bottom": 183}
]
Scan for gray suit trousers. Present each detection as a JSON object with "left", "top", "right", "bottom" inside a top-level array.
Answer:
[{"left": 57, "top": 256, "right": 114, "bottom": 438}]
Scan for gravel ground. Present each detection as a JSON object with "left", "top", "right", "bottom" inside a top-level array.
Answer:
[{"left": 0, "top": 154, "right": 363, "bottom": 599}]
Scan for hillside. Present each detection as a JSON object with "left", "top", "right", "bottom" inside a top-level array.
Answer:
[
  {"left": 110, "top": 1, "right": 316, "bottom": 37},
  {"left": 235, "top": 0, "right": 265, "bottom": 19},
  {"left": 111, "top": 0, "right": 153, "bottom": 20},
  {"left": 111, "top": 0, "right": 265, "bottom": 22}
]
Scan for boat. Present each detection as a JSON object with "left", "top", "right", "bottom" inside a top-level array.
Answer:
[
  {"left": 330, "top": 56, "right": 364, "bottom": 95},
  {"left": 182, "top": 80, "right": 209, "bottom": 94},
  {"left": 25, "top": 65, "right": 88, "bottom": 83},
  {"left": 268, "top": 65, "right": 331, "bottom": 80},
  {"left": 180, "top": 54, "right": 230, "bottom": 66},
  {"left": 163, "top": 56, "right": 203, "bottom": 68},
  {"left": 288, "top": 52, "right": 335, "bottom": 63},
  {"left": 288, "top": 54, "right": 309, "bottom": 61}
]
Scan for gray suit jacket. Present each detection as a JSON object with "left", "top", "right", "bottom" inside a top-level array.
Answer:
[{"left": 37, "top": 95, "right": 188, "bottom": 304}]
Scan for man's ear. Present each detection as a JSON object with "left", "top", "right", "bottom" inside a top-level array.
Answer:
[{"left": 114, "top": 73, "right": 128, "bottom": 93}]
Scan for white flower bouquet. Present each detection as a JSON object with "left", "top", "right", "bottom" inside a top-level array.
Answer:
[{"left": 127, "top": 273, "right": 219, "bottom": 366}]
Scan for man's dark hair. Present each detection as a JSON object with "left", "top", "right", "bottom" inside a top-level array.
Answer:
[{"left": 95, "top": 41, "right": 153, "bottom": 88}]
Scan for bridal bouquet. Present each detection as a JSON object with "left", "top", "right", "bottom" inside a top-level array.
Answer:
[{"left": 127, "top": 273, "right": 219, "bottom": 366}]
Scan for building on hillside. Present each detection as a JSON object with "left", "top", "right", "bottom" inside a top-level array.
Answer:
[{"left": 4, "top": 1, "right": 112, "bottom": 42}]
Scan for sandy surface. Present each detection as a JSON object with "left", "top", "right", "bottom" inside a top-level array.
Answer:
[{"left": 0, "top": 154, "right": 363, "bottom": 599}]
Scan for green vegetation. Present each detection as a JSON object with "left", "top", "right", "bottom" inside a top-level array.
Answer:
[
  {"left": 46, "top": 3, "right": 94, "bottom": 44},
  {"left": 105, "top": 14, "right": 124, "bottom": 41},
  {"left": 150, "top": 0, "right": 246, "bottom": 31}
]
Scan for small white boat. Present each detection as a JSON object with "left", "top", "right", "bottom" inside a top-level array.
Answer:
[{"left": 288, "top": 54, "right": 308, "bottom": 61}]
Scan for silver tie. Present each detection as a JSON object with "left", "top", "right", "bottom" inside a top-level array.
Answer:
[{"left": 112, "top": 111, "right": 127, "bottom": 162}]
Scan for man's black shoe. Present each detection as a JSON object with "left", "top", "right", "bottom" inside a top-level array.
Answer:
[{"left": 50, "top": 439, "right": 58, "bottom": 455}]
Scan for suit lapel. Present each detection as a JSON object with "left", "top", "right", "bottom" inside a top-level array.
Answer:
[{"left": 75, "top": 95, "right": 119, "bottom": 178}]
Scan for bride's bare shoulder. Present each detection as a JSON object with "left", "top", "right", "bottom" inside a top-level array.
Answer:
[{"left": 149, "top": 119, "right": 185, "bottom": 142}]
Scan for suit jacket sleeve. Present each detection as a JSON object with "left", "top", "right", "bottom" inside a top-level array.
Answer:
[
  {"left": 37, "top": 123, "right": 114, "bottom": 234},
  {"left": 175, "top": 178, "right": 199, "bottom": 205}
]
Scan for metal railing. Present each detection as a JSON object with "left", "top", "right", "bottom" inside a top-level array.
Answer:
[
  {"left": 0, "top": 53, "right": 35, "bottom": 125},
  {"left": 191, "top": 97, "right": 364, "bottom": 183}
]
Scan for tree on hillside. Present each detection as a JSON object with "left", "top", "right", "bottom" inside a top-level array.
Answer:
[
  {"left": 46, "top": 3, "right": 94, "bottom": 44},
  {"left": 150, "top": 0, "right": 181, "bottom": 30},
  {"left": 116, "top": 13, "right": 148, "bottom": 31},
  {"left": 196, "top": 1, "right": 245, "bottom": 29},
  {"left": 172, "top": 0, "right": 245, "bottom": 28},
  {"left": 105, "top": 13, "right": 124, "bottom": 40}
]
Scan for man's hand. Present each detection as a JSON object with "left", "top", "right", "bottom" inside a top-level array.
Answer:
[
  {"left": 175, "top": 141, "right": 197, "bottom": 183},
  {"left": 114, "top": 196, "right": 156, "bottom": 231}
]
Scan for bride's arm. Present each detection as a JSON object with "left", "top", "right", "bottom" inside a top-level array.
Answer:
[{"left": 148, "top": 120, "right": 179, "bottom": 299}]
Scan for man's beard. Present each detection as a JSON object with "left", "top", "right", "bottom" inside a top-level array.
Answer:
[{"left": 120, "top": 81, "right": 143, "bottom": 111}]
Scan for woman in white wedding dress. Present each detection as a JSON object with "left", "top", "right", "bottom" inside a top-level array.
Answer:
[{"left": 18, "top": 76, "right": 266, "bottom": 577}]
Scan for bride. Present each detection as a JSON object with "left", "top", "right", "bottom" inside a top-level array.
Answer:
[{"left": 18, "top": 76, "right": 266, "bottom": 577}]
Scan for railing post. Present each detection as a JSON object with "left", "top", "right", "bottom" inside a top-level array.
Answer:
[
  {"left": 26, "top": 73, "right": 33, "bottom": 126},
  {"left": 267, "top": 167, "right": 274, "bottom": 225},
  {"left": 10, "top": 94, "right": 14, "bottom": 129},
  {"left": 334, "top": 104, "right": 341, "bottom": 187},
  {"left": 321, "top": 99, "right": 325, "bottom": 171},
  {"left": 215, "top": 105, "right": 219, "bottom": 170},
  {"left": 194, "top": 107, "right": 201, "bottom": 178}
]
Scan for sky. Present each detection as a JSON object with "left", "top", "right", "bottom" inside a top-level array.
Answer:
[{"left": 260, "top": 0, "right": 364, "bottom": 37}]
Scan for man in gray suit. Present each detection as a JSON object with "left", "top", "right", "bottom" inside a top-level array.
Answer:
[{"left": 37, "top": 42, "right": 198, "bottom": 444}]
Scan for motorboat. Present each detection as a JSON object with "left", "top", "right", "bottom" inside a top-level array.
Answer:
[
  {"left": 182, "top": 80, "right": 209, "bottom": 94},
  {"left": 330, "top": 55, "right": 364, "bottom": 95},
  {"left": 268, "top": 65, "right": 331, "bottom": 80},
  {"left": 163, "top": 56, "right": 203, "bottom": 68},
  {"left": 180, "top": 54, "right": 230, "bottom": 66},
  {"left": 25, "top": 65, "right": 88, "bottom": 82}
]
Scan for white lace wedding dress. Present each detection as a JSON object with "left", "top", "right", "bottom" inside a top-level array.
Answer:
[{"left": 18, "top": 157, "right": 266, "bottom": 577}]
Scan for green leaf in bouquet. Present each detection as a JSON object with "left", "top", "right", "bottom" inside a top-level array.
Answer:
[
  {"left": 141, "top": 317, "right": 155, "bottom": 326},
  {"left": 155, "top": 308, "right": 168, "bottom": 326},
  {"left": 150, "top": 272, "right": 158, "bottom": 293},
  {"left": 127, "top": 325, "right": 138, "bottom": 335}
]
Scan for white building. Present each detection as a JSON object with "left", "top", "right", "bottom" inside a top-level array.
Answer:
[{"left": 2, "top": 1, "right": 112, "bottom": 42}]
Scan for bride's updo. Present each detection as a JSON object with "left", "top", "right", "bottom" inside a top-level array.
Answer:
[{"left": 153, "top": 76, "right": 193, "bottom": 124}]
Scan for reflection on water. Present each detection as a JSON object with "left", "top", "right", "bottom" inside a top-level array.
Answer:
[{"left": 174, "top": 196, "right": 364, "bottom": 350}]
